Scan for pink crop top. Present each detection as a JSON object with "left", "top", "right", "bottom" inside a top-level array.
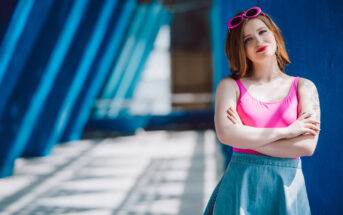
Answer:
[{"left": 233, "top": 77, "right": 300, "bottom": 159}]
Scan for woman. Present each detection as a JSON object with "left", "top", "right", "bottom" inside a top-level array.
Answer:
[{"left": 204, "top": 7, "right": 321, "bottom": 215}]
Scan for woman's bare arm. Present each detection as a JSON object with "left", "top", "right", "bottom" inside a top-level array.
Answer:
[
  {"left": 252, "top": 135, "right": 318, "bottom": 158},
  {"left": 214, "top": 77, "right": 289, "bottom": 149},
  {"left": 252, "top": 78, "right": 321, "bottom": 157}
]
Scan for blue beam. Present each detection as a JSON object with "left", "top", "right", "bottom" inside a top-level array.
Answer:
[
  {"left": 0, "top": 0, "right": 34, "bottom": 84},
  {"left": 107, "top": 2, "right": 164, "bottom": 118},
  {"left": 23, "top": 0, "right": 110, "bottom": 156},
  {"left": 0, "top": 0, "right": 88, "bottom": 176},
  {"left": 0, "top": 0, "right": 19, "bottom": 43},
  {"left": 86, "top": 109, "right": 214, "bottom": 133},
  {"left": 0, "top": 0, "right": 54, "bottom": 121},
  {"left": 42, "top": 0, "right": 120, "bottom": 154},
  {"left": 94, "top": 4, "right": 149, "bottom": 118},
  {"left": 125, "top": 9, "right": 172, "bottom": 100},
  {"left": 61, "top": 0, "right": 137, "bottom": 141},
  {"left": 0, "top": 0, "right": 73, "bottom": 177}
]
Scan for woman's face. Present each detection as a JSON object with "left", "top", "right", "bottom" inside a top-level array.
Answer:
[{"left": 243, "top": 18, "right": 277, "bottom": 63}]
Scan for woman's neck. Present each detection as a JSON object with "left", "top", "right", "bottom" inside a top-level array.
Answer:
[{"left": 248, "top": 57, "right": 284, "bottom": 82}]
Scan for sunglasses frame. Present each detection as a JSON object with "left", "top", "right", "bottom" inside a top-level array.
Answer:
[{"left": 227, "top": 7, "right": 266, "bottom": 32}]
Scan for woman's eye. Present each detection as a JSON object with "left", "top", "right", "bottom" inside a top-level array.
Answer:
[
  {"left": 244, "top": 30, "right": 267, "bottom": 44},
  {"left": 244, "top": 38, "right": 252, "bottom": 44}
]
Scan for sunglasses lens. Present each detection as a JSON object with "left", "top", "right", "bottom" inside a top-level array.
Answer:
[
  {"left": 246, "top": 8, "right": 259, "bottom": 17},
  {"left": 230, "top": 16, "right": 242, "bottom": 26}
]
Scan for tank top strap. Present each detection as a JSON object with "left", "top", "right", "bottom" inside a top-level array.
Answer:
[
  {"left": 291, "top": 76, "right": 300, "bottom": 93},
  {"left": 285, "top": 76, "right": 299, "bottom": 101},
  {"left": 293, "top": 76, "right": 300, "bottom": 89},
  {"left": 235, "top": 79, "right": 247, "bottom": 93},
  {"left": 235, "top": 77, "right": 300, "bottom": 99}
]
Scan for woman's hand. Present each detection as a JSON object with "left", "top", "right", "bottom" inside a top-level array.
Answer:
[
  {"left": 227, "top": 108, "right": 320, "bottom": 139},
  {"left": 226, "top": 107, "right": 243, "bottom": 126},
  {"left": 285, "top": 112, "right": 320, "bottom": 139}
]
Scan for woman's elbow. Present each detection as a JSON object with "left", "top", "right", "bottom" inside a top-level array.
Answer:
[
  {"left": 216, "top": 128, "right": 235, "bottom": 147},
  {"left": 305, "top": 146, "right": 316, "bottom": 156},
  {"left": 216, "top": 131, "right": 229, "bottom": 146},
  {"left": 304, "top": 140, "right": 318, "bottom": 156}
]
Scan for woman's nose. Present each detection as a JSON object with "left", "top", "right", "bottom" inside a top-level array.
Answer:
[{"left": 255, "top": 36, "right": 263, "bottom": 45}]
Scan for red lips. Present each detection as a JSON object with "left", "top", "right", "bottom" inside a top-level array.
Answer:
[{"left": 256, "top": 45, "right": 267, "bottom": 52}]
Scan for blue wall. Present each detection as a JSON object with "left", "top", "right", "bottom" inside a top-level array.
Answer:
[{"left": 214, "top": 0, "right": 343, "bottom": 213}]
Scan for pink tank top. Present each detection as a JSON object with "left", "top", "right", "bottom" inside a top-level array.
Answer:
[{"left": 233, "top": 77, "right": 300, "bottom": 158}]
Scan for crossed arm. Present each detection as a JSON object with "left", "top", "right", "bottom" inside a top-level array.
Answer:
[
  {"left": 215, "top": 77, "right": 321, "bottom": 158},
  {"left": 251, "top": 78, "right": 321, "bottom": 157}
]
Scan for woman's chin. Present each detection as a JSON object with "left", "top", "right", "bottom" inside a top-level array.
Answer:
[{"left": 251, "top": 52, "right": 276, "bottom": 62}]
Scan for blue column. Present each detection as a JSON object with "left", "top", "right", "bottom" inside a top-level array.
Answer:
[
  {"left": 0, "top": 0, "right": 40, "bottom": 119},
  {"left": 0, "top": 0, "right": 19, "bottom": 44},
  {"left": 0, "top": 0, "right": 85, "bottom": 177},
  {"left": 24, "top": 0, "right": 120, "bottom": 157},
  {"left": 126, "top": 9, "right": 173, "bottom": 100},
  {"left": 94, "top": 4, "right": 149, "bottom": 118},
  {"left": 61, "top": 0, "right": 137, "bottom": 141},
  {"left": 106, "top": 2, "right": 169, "bottom": 118}
]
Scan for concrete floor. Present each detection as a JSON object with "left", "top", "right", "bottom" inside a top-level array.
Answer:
[{"left": 0, "top": 130, "right": 224, "bottom": 215}]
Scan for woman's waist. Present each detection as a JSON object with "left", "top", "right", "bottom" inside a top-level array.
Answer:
[
  {"left": 233, "top": 147, "right": 264, "bottom": 155},
  {"left": 230, "top": 151, "right": 302, "bottom": 168},
  {"left": 232, "top": 147, "right": 300, "bottom": 160}
]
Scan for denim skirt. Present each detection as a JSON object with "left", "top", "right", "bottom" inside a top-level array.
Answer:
[{"left": 204, "top": 152, "right": 311, "bottom": 215}]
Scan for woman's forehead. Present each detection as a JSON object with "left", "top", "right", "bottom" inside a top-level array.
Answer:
[{"left": 243, "top": 19, "right": 267, "bottom": 34}]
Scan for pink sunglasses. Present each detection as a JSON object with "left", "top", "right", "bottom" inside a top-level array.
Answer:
[{"left": 227, "top": 7, "right": 266, "bottom": 32}]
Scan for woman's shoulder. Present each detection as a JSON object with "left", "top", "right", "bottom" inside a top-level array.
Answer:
[
  {"left": 297, "top": 77, "right": 317, "bottom": 90},
  {"left": 219, "top": 75, "right": 237, "bottom": 83},
  {"left": 216, "top": 76, "right": 239, "bottom": 92},
  {"left": 215, "top": 76, "right": 240, "bottom": 101},
  {"left": 296, "top": 77, "right": 319, "bottom": 103},
  {"left": 280, "top": 75, "right": 315, "bottom": 89}
]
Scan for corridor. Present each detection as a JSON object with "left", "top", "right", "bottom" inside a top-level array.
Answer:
[{"left": 0, "top": 130, "right": 223, "bottom": 215}]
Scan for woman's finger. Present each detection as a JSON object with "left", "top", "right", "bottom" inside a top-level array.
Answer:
[
  {"left": 227, "top": 107, "right": 234, "bottom": 113},
  {"left": 227, "top": 114, "right": 237, "bottom": 124},
  {"left": 303, "top": 132, "right": 316, "bottom": 136},
  {"left": 226, "top": 108, "right": 232, "bottom": 116},
  {"left": 227, "top": 108, "right": 237, "bottom": 118},
  {"left": 230, "top": 107, "right": 240, "bottom": 118},
  {"left": 303, "top": 128, "right": 317, "bottom": 136},
  {"left": 229, "top": 107, "right": 242, "bottom": 124},
  {"left": 299, "top": 112, "right": 312, "bottom": 120},
  {"left": 305, "top": 124, "right": 320, "bottom": 132},
  {"left": 305, "top": 119, "right": 320, "bottom": 125},
  {"left": 227, "top": 110, "right": 238, "bottom": 123}
]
